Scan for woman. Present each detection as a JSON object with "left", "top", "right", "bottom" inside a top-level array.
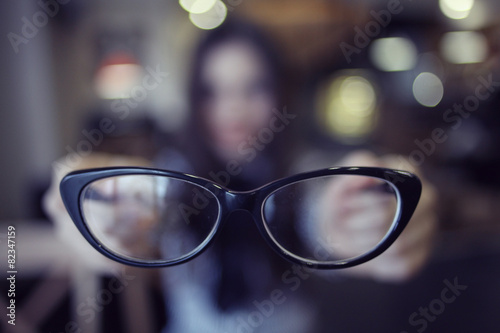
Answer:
[
  {"left": 154, "top": 19, "right": 436, "bottom": 332},
  {"left": 155, "top": 19, "right": 317, "bottom": 332}
]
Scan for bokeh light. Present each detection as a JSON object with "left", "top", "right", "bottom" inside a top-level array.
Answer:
[
  {"left": 451, "top": 0, "right": 488, "bottom": 30},
  {"left": 412, "top": 72, "right": 444, "bottom": 107},
  {"left": 440, "top": 31, "right": 488, "bottom": 64},
  {"left": 94, "top": 55, "right": 144, "bottom": 100},
  {"left": 370, "top": 37, "right": 418, "bottom": 72},
  {"left": 318, "top": 74, "right": 377, "bottom": 142},
  {"left": 189, "top": 0, "right": 227, "bottom": 30},
  {"left": 439, "top": 0, "right": 475, "bottom": 20},
  {"left": 179, "top": 0, "right": 217, "bottom": 14}
]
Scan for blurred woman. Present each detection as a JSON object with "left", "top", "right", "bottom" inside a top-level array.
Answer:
[
  {"left": 155, "top": 19, "right": 315, "bottom": 332},
  {"left": 154, "top": 19, "right": 436, "bottom": 333}
]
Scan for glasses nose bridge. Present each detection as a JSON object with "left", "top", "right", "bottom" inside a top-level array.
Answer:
[{"left": 224, "top": 190, "right": 258, "bottom": 213}]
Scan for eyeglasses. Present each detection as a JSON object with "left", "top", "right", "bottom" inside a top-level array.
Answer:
[{"left": 60, "top": 167, "right": 421, "bottom": 269}]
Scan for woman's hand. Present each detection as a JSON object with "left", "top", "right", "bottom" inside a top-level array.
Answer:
[
  {"left": 319, "top": 150, "right": 437, "bottom": 282},
  {"left": 42, "top": 153, "right": 152, "bottom": 271}
]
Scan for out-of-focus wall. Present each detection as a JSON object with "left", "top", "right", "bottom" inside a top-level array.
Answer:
[{"left": 0, "top": 0, "right": 59, "bottom": 219}]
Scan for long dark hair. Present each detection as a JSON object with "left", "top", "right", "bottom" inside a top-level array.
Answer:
[{"left": 182, "top": 18, "right": 294, "bottom": 189}]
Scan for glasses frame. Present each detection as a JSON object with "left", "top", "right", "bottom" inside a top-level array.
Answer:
[{"left": 60, "top": 166, "right": 421, "bottom": 269}]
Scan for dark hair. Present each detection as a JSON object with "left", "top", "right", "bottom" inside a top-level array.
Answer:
[
  {"left": 182, "top": 18, "right": 294, "bottom": 188},
  {"left": 189, "top": 18, "right": 282, "bottom": 116}
]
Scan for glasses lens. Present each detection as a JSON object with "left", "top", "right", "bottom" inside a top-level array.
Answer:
[
  {"left": 80, "top": 175, "right": 219, "bottom": 263},
  {"left": 262, "top": 175, "right": 399, "bottom": 263}
]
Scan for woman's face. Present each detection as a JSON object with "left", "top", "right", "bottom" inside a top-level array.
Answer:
[{"left": 200, "top": 40, "right": 276, "bottom": 161}]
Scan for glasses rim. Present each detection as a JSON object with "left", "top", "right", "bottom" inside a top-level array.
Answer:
[
  {"left": 60, "top": 166, "right": 422, "bottom": 269},
  {"left": 259, "top": 177, "right": 403, "bottom": 267},
  {"left": 79, "top": 175, "right": 225, "bottom": 265}
]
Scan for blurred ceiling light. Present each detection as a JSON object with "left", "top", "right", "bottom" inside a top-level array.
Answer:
[
  {"left": 439, "top": 0, "right": 474, "bottom": 20},
  {"left": 452, "top": 0, "right": 488, "bottom": 30},
  {"left": 441, "top": 31, "right": 488, "bottom": 64},
  {"left": 189, "top": 0, "right": 227, "bottom": 30},
  {"left": 370, "top": 37, "right": 418, "bottom": 72},
  {"left": 179, "top": 0, "right": 217, "bottom": 14},
  {"left": 339, "top": 76, "right": 376, "bottom": 117},
  {"left": 318, "top": 74, "right": 377, "bottom": 142},
  {"left": 94, "top": 55, "right": 143, "bottom": 100},
  {"left": 412, "top": 72, "right": 444, "bottom": 107}
]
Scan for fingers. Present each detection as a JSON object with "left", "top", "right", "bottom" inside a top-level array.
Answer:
[
  {"left": 320, "top": 183, "right": 398, "bottom": 258},
  {"left": 324, "top": 150, "right": 438, "bottom": 281},
  {"left": 330, "top": 150, "right": 389, "bottom": 196},
  {"left": 320, "top": 152, "right": 402, "bottom": 259},
  {"left": 336, "top": 193, "right": 395, "bottom": 231}
]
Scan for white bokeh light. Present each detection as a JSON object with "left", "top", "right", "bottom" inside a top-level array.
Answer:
[
  {"left": 441, "top": 31, "right": 488, "bottom": 64},
  {"left": 412, "top": 72, "right": 444, "bottom": 107},
  {"left": 370, "top": 37, "right": 418, "bottom": 72}
]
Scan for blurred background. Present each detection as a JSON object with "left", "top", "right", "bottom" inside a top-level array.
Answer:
[{"left": 1, "top": 0, "right": 499, "bottom": 332}]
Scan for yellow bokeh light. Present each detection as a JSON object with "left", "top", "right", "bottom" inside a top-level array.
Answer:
[
  {"left": 179, "top": 0, "right": 217, "bottom": 14},
  {"left": 318, "top": 74, "right": 378, "bottom": 142},
  {"left": 339, "top": 77, "right": 376, "bottom": 117},
  {"left": 189, "top": 0, "right": 227, "bottom": 30},
  {"left": 439, "top": 0, "right": 475, "bottom": 20},
  {"left": 451, "top": 0, "right": 488, "bottom": 30}
]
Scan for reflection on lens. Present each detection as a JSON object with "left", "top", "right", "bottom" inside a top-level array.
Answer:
[
  {"left": 81, "top": 175, "right": 219, "bottom": 263},
  {"left": 263, "top": 175, "right": 398, "bottom": 263}
]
